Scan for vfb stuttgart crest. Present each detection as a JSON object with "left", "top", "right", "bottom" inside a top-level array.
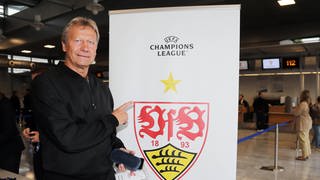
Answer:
[{"left": 134, "top": 102, "right": 209, "bottom": 180}]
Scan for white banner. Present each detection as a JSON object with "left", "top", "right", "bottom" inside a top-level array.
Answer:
[{"left": 110, "top": 5, "right": 240, "bottom": 180}]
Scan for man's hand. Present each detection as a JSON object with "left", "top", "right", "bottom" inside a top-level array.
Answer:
[
  {"left": 112, "top": 101, "right": 133, "bottom": 125},
  {"left": 22, "top": 128, "right": 40, "bottom": 143},
  {"left": 22, "top": 128, "right": 31, "bottom": 139},
  {"left": 117, "top": 148, "right": 136, "bottom": 176}
]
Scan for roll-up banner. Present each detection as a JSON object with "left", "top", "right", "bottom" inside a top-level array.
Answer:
[{"left": 109, "top": 5, "right": 240, "bottom": 180}]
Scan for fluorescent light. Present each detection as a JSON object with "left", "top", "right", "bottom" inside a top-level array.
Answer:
[
  {"left": 277, "top": 0, "right": 295, "bottom": 6},
  {"left": 8, "top": 68, "right": 31, "bottom": 74},
  {"left": 301, "top": 37, "right": 320, "bottom": 43},
  {"left": 21, "top": 50, "right": 32, "bottom": 53},
  {"left": 44, "top": 44, "right": 55, "bottom": 48},
  {"left": 240, "top": 71, "right": 320, "bottom": 77},
  {"left": 32, "top": 57, "right": 48, "bottom": 63}
]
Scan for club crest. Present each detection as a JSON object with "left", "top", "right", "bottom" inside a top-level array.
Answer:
[{"left": 134, "top": 102, "right": 209, "bottom": 180}]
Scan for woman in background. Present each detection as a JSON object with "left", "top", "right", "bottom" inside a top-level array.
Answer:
[
  {"left": 310, "top": 96, "right": 320, "bottom": 150},
  {"left": 293, "top": 90, "right": 312, "bottom": 161}
]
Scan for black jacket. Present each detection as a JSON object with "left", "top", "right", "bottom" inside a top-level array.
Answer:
[
  {"left": 0, "top": 96, "right": 25, "bottom": 165},
  {"left": 32, "top": 63, "right": 124, "bottom": 176},
  {"left": 253, "top": 97, "right": 269, "bottom": 113}
]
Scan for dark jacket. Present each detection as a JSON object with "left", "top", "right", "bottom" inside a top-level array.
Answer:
[
  {"left": 0, "top": 95, "right": 25, "bottom": 171},
  {"left": 253, "top": 97, "right": 269, "bottom": 114},
  {"left": 32, "top": 63, "right": 124, "bottom": 176},
  {"left": 10, "top": 94, "right": 21, "bottom": 114}
]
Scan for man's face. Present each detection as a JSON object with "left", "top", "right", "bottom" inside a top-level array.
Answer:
[{"left": 62, "top": 25, "right": 97, "bottom": 69}]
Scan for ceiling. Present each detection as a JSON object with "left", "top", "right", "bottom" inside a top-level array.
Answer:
[{"left": 0, "top": 0, "right": 320, "bottom": 65}]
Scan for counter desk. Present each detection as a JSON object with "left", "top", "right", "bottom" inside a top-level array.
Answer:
[{"left": 268, "top": 105, "right": 295, "bottom": 132}]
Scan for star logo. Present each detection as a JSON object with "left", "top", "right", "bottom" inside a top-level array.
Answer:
[{"left": 161, "top": 72, "right": 181, "bottom": 93}]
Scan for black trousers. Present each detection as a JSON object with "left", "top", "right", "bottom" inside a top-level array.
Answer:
[
  {"left": 43, "top": 170, "right": 115, "bottom": 180},
  {"left": 33, "top": 148, "right": 43, "bottom": 180},
  {"left": 256, "top": 112, "right": 269, "bottom": 130}
]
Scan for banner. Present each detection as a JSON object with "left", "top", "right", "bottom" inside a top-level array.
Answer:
[{"left": 110, "top": 5, "right": 240, "bottom": 180}]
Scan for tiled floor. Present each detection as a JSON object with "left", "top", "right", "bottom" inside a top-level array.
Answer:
[
  {"left": 17, "top": 126, "right": 320, "bottom": 180},
  {"left": 237, "top": 128, "right": 320, "bottom": 180}
]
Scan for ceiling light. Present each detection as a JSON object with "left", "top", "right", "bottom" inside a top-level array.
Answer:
[
  {"left": 44, "top": 44, "right": 55, "bottom": 49},
  {"left": 9, "top": 38, "right": 25, "bottom": 45},
  {"left": 21, "top": 50, "right": 32, "bottom": 53},
  {"left": 301, "top": 37, "right": 320, "bottom": 43},
  {"left": 279, "top": 39, "right": 293, "bottom": 45},
  {"left": 277, "top": 0, "right": 295, "bottom": 6},
  {"left": 86, "top": 0, "right": 105, "bottom": 15},
  {"left": 293, "top": 37, "right": 320, "bottom": 44}
]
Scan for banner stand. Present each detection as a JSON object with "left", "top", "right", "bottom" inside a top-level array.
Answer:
[
  {"left": 110, "top": 5, "right": 240, "bottom": 179},
  {"left": 260, "top": 123, "right": 285, "bottom": 172}
]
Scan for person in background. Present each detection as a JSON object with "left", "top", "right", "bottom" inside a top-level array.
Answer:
[
  {"left": 239, "top": 94, "right": 250, "bottom": 122},
  {"left": 10, "top": 90, "right": 21, "bottom": 123},
  {"left": 253, "top": 90, "right": 269, "bottom": 131},
  {"left": 310, "top": 96, "right": 320, "bottom": 151},
  {"left": 32, "top": 17, "right": 133, "bottom": 180},
  {"left": 293, "top": 90, "right": 312, "bottom": 161},
  {"left": 0, "top": 92, "right": 25, "bottom": 173},
  {"left": 22, "top": 69, "right": 46, "bottom": 180},
  {"left": 239, "top": 94, "right": 250, "bottom": 113}
]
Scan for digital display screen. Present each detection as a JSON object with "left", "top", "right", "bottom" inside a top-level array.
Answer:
[
  {"left": 262, "top": 58, "right": 280, "bottom": 69},
  {"left": 239, "top": 60, "right": 248, "bottom": 70},
  {"left": 282, "top": 57, "right": 299, "bottom": 69}
]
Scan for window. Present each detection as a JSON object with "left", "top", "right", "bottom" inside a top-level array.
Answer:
[{"left": 0, "top": 5, "right": 28, "bottom": 17}]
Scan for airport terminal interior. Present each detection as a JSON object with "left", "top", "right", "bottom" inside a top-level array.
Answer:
[{"left": 1, "top": 0, "right": 320, "bottom": 179}]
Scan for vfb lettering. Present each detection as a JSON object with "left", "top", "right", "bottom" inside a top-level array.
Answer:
[{"left": 138, "top": 105, "right": 205, "bottom": 141}]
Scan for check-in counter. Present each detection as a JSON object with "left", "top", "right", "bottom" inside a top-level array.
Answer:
[
  {"left": 268, "top": 105, "right": 295, "bottom": 131},
  {"left": 238, "top": 105, "right": 249, "bottom": 123},
  {"left": 238, "top": 105, "right": 244, "bottom": 123}
]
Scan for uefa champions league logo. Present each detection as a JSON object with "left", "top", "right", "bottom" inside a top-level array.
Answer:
[{"left": 149, "top": 36, "right": 194, "bottom": 57}]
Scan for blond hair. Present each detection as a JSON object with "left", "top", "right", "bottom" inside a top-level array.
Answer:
[{"left": 61, "top": 17, "right": 100, "bottom": 43}]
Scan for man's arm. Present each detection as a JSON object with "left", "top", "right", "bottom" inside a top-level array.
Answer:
[{"left": 32, "top": 76, "right": 119, "bottom": 153}]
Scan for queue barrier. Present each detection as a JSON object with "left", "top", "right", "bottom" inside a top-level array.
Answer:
[{"left": 238, "top": 121, "right": 291, "bottom": 172}]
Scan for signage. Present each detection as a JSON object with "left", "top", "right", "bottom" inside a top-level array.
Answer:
[
  {"left": 109, "top": 5, "right": 240, "bottom": 179},
  {"left": 282, "top": 57, "right": 299, "bottom": 69}
]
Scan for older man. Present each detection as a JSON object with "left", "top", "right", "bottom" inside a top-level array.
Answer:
[{"left": 32, "top": 17, "right": 132, "bottom": 180}]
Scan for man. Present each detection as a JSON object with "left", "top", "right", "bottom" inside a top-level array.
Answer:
[
  {"left": 22, "top": 69, "right": 46, "bottom": 180},
  {"left": 0, "top": 92, "right": 25, "bottom": 173},
  {"left": 239, "top": 94, "right": 250, "bottom": 122},
  {"left": 32, "top": 17, "right": 132, "bottom": 180},
  {"left": 253, "top": 91, "right": 269, "bottom": 131}
]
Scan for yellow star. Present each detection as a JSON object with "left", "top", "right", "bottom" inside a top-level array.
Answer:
[{"left": 161, "top": 72, "right": 181, "bottom": 93}]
